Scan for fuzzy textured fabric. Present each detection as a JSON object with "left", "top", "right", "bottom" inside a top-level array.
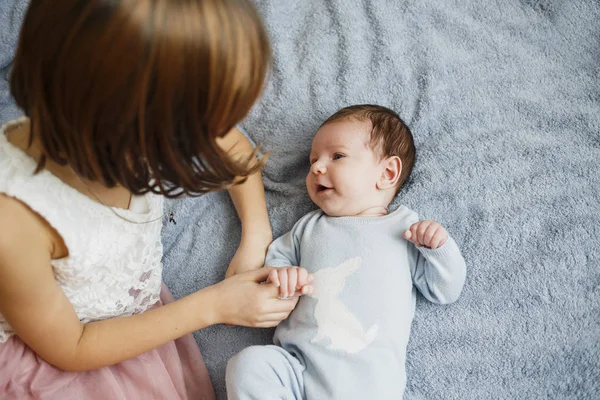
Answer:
[
  {"left": 1, "top": 0, "right": 599, "bottom": 399},
  {"left": 162, "top": 1, "right": 600, "bottom": 398},
  {"left": 0, "top": 0, "right": 27, "bottom": 123}
]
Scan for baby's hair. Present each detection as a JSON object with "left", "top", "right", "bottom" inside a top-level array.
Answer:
[
  {"left": 320, "top": 104, "right": 416, "bottom": 191},
  {"left": 10, "top": 0, "right": 271, "bottom": 197}
]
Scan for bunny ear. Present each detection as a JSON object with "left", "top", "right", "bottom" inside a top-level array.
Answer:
[{"left": 331, "top": 257, "right": 362, "bottom": 274}]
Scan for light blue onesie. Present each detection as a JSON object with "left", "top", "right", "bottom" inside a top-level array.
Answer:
[{"left": 226, "top": 205, "right": 467, "bottom": 400}]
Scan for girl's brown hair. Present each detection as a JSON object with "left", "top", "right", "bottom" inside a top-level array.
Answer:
[{"left": 10, "top": 0, "right": 271, "bottom": 197}]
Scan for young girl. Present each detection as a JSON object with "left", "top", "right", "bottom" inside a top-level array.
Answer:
[{"left": 0, "top": 1, "right": 297, "bottom": 399}]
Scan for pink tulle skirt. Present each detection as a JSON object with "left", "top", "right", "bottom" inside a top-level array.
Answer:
[{"left": 0, "top": 284, "right": 215, "bottom": 400}]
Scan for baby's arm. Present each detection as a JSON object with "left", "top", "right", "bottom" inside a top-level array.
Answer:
[
  {"left": 217, "top": 127, "right": 273, "bottom": 278},
  {"left": 405, "top": 220, "right": 467, "bottom": 304},
  {"left": 265, "top": 229, "right": 300, "bottom": 268}
]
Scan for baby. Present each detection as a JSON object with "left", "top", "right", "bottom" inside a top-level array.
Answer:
[{"left": 226, "top": 105, "right": 467, "bottom": 399}]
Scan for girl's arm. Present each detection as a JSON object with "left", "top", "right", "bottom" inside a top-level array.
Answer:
[
  {"left": 0, "top": 195, "right": 295, "bottom": 372},
  {"left": 217, "top": 127, "right": 273, "bottom": 277}
]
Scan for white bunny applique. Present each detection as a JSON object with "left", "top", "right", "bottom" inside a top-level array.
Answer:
[{"left": 309, "top": 257, "right": 379, "bottom": 354}]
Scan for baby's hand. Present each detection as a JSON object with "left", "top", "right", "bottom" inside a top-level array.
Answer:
[
  {"left": 267, "top": 267, "right": 314, "bottom": 299},
  {"left": 404, "top": 220, "right": 448, "bottom": 249}
]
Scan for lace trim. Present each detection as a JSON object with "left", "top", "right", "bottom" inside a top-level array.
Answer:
[{"left": 0, "top": 119, "right": 164, "bottom": 343}]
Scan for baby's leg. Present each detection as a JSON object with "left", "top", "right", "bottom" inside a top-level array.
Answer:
[{"left": 226, "top": 345, "right": 304, "bottom": 400}]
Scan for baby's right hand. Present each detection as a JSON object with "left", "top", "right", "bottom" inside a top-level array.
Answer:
[
  {"left": 212, "top": 267, "right": 301, "bottom": 328},
  {"left": 267, "top": 266, "right": 314, "bottom": 299}
]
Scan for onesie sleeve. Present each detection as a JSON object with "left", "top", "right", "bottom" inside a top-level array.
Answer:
[
  {"left": 407, "top": 235, "right": 467, "bottom": 304},
  {"left": 265, "top": 211, "right": 315, "bottom": 267}
]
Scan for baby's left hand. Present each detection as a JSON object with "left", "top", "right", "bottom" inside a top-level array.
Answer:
[{"left": 404, "top": 220, "right": 448, "bottom": 249}]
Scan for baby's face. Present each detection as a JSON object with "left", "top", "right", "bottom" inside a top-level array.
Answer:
[{"left": 306, "top": 118, "right": 385, "bottom": 217}]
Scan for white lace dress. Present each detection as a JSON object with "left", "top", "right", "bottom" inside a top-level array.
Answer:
[{"left": 0, "top": 118, "right": 214, "bottom": 400}]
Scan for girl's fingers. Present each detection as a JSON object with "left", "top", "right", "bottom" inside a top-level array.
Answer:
[
  {"left": 260, "top": 306, "right": 298, "bottom": 323},
  {"left": 245, "top": 266, "right": 271, "bottom": 282},
  {"left": 257, "top": 279, "right": 286, "bottom": 299},
  {"left": 257, "top": 277, "right": 302, "bottom": 301},
  {"left": 255, "top": 321, "right": 278, "bottom": 328},
  {"left": 267, "top": 296, "right": 299, "bottom": 312},
  {"left": 263, "top": 311, "right": 295, "bottom": 321},
  {"left": 255, "top": 313, "right": 292, "bottom": 328}
]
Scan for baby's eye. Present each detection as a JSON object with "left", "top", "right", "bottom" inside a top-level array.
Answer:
[{"left": 333, "top": 153, "right": 345, "bottom": 160}]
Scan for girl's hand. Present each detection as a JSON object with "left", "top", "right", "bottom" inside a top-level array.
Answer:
[
  {"left": 403, "top": 220, "right": 448, "bottom": 249},
  {"left": 225, "top": 236, "right": 271, "bottom": 278},
  {"left": 267, "top": 267, "right": 314, "bottom": 299},
  {"left": 211, "top": 267, "right": 299, "bottom": 327}
]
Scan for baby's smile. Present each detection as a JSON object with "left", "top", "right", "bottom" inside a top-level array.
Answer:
[{"left": 316, "top": 184, "right": 333, "bottom": 194}]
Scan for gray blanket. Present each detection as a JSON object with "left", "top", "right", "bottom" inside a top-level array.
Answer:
[{"left": 1, "top": 1, "right": 599, "bottom": 399}]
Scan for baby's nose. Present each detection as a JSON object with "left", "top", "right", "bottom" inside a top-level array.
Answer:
[{"left": 311, "top": 161, "right": 327, "bottom": 174}]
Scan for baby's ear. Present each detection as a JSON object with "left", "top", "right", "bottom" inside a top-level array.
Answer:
[{"left": 376, "top": 156, "right": 402, "bottom": 190}]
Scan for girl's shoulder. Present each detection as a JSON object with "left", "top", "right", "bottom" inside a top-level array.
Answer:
[
  {"left": 0, "top": 193, "right": 64, "bottom": 261},
  {"left": 0, "top": 119, "right": 72, "bottom": 258}
]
